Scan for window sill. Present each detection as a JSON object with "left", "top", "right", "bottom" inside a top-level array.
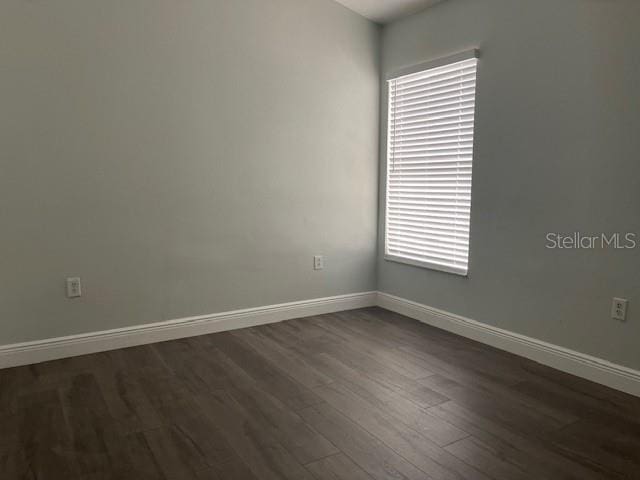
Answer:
[{"left": 384, "top": 254, "right": 468, "bottom": 277}]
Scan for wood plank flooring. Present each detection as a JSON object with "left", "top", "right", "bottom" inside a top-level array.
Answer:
[{"left": 1, "top": 307, "right": 640, "bottom": 479}]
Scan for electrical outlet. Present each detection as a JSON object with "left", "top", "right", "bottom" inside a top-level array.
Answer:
[
  {"left": 611, "top": 297, "right": 628, "bottom": 321},
  {"left": 66, "top": 277, "right": 82, "bottom": 298},
  {"left": 314, "top": 255, "right": 324, "bottom": 270}
]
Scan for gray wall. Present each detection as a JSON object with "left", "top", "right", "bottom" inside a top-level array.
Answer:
[
  {"left": 0, "top": 0, "right": 380, "bottom": 344},
  {"left": 379, "top": 0, "right": 640, "bottom": 369}
]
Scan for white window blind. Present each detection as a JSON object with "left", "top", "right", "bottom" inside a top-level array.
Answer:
[{"left": 385, "top": 54, "right": 478, "bottom": 276}]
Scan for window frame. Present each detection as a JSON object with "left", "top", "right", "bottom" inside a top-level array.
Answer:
[{"left": 383, "top": 49, "right": 479, "bottom": 277}]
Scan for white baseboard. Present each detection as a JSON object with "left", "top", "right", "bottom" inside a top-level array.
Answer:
[
  {"left": 0, "top": 291, "right": 377, "bottom": 369},
  {"left": 2, "top": 289, "right": 638, "bottom": 398},
  {"left": 377, "top": 292, "right": 640, "bottom": 398}
]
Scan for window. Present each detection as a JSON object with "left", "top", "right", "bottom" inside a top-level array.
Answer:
[{"left": 385, "top": 50, "right": 478, "bottom": 276}]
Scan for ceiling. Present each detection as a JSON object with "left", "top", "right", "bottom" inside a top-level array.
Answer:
[{"left": 334, "top": 0, "right": 443, "bottom": 24}]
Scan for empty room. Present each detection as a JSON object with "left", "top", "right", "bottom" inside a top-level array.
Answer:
[{"left": 1, "top": 0, "right": 639, "bottom": 478}]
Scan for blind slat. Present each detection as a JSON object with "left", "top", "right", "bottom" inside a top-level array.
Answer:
[
  {"left": 391, "top": 114, "right": 476, "bottom": 130},
  {"left": 391, "top": 93, "right": 476, "bottom": 114},
  {"left": 390, "top": 106, "right": 476, "bottom": 123},
  {"left": 390, "top": 81, "right": 477, "bottom": 104},
  {"left": 392, "top": 71, "right": 477, "bottom": 94}
]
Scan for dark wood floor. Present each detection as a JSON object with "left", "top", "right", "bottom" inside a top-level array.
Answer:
[{"left": 2, "top": 307, "right": 640, "bottom": 479}]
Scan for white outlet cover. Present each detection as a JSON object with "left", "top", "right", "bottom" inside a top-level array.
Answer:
[
  {"left": 611, "top": 297, "right": 628, "bottom": 321},
  {"left": 66, "top": 277, "right": 82, "bottom": 298}
]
